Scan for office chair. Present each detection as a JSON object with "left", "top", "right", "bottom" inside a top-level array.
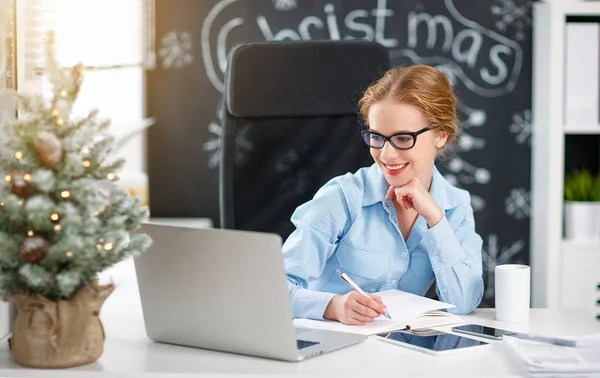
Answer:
[{"left": 219, "top": 40, "right": 390, "bottom": 240}]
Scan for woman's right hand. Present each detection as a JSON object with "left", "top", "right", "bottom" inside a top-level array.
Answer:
[{"left": 323, "top": 291, "right": 387, "bottom": 325}]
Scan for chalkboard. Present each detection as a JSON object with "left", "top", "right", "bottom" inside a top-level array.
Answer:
[{"left": 146, "top": 0, "right": 533, "bottom": 307}]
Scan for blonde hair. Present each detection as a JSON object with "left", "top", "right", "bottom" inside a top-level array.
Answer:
[{"left": 359, "top": 64, "right": 459, "bottom": 149}]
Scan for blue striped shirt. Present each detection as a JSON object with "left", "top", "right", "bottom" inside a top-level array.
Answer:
[{"left": 283, "top": 163, "right": 484, "bottom": 320}]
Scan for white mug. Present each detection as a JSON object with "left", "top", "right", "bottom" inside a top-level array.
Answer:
[{"left": 495, "top": 264, "right": 531, "bottom": 322}]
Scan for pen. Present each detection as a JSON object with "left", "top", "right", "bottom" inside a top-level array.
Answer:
[
  {"left": 514, "top": 332, "right": 576, "bottom": 347},
  {"left": 335, "top": 269, "right": 392, "bottom": 320}
]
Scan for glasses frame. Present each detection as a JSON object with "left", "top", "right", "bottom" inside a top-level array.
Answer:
[{"left": 360, "top": 127, "right": 432, "bottom": 150}]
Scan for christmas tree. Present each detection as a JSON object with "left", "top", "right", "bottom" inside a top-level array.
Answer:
[{"left": 0, "top": 32, "right": 152, "bottom": 302}]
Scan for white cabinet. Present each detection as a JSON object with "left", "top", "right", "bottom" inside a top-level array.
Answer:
[
  {"left": 531, "top": 1, "right": 600, "bottom": 308},
  {"left": 561, "top": 242, "right": 600, "bottom": 319}
]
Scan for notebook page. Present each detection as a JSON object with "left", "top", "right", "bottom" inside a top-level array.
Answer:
[{"left": 379, "top": 290, "right": 455, "bottom": 321}]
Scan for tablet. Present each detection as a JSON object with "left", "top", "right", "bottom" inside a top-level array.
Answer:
[{"left": 375, "top": 330, "right": 491, "bottom": 355}]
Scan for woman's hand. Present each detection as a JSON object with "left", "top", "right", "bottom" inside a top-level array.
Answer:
[
  {"left": 385, "top": 177, "right": 444, "bottom": 227},
  {"left": 323, "top": 292, "right": 386, "bottom": 325}
]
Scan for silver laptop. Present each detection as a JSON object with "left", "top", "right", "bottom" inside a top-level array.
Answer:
[{"left": 133, "top": 223, "right": 366, "bottom": 361}]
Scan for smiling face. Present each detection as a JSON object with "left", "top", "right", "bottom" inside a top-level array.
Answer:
[{"left": 367, "top": 100, "right": 448, "bottom": 188}]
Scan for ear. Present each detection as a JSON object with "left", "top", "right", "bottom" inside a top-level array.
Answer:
[{"left": 435, "top": 129, "right": 449, "bottom": 149}]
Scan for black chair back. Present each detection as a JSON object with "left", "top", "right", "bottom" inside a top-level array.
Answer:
[{"left": 220, "top": 40, "right": 390, "bottom": 240}]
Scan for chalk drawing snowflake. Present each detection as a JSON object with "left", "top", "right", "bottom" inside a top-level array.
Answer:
[
  {"left": 482, "top": 233, "right": 526, "bottom": 299},
  {"left": 446, "top": 157, "right": 491, "bottom": 185},
  {"left": 458, "top": 102, "right": 486, "bottom": 128},
  {"left": 491, "top": 0, "right": 532, "bottom": 41},
  {"left": 457, "top": 133, "right": 485, "bottom": 151},
  {"left": 273, "top": 0, "right": 297, "bottom": 11},
  {"left": 509, "top": 109, "right": 531, "bottom": 145},
  {"left": 453, "top": 102, "right": 486, "bottom": 151},
  {"left": 505, "top": 188, "right": 530, "bottom": 219},
  {"left": 158, "top": 31, "right": 193, "bottom": 69},
  {"left": 203, "top": 121, "right": 222, "bottom": 169},
  {"left": 470, "top": 194, "right": 486, "bottom": 213}
]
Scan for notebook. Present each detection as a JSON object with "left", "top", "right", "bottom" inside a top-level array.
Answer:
[{"left": 293, "top": 290, "right": 462, "bottom": 336}]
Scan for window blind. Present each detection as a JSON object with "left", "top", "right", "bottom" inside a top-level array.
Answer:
[{"left": 23, "top": 0, "right": 153, "bottom": 74}]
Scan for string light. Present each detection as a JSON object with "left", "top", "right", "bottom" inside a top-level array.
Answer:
[
  {"left": 81, "top": 148, "right": 90, "bottom": 154},
  {"left": 79, "top": 68, "right": 86, "bottom": 76},
  {"left": 51, "top": 109, "right": 59, "bottom": 116},
  {"left": 0, "top": 202, "right": 4, "bottom": 206},
  {"left": 27, "top": 230, "right": 33, "bottom": 236},
  {"left": 83, "top": 160, "right": 91, "bottom": 168},
  {"left": 23, "top": 173, "right": 31, "bottom": 182},
  {"left": 106, "top": 173, "right": 115, "bottom": 180},
  {"left": 66, "top": 251, "right": 73, "bottom": 258},
  {"left": 104, "top": 243, "right": 113, "bottom": 251},
  {"left": 18, "top": 200, "right": 23, "bottom": 206},
  {"left": 4, "top": 175, "right": 11, "bottom": 182},
  {"left": 14, "top": 151, "right": 22, "bottom": 160},
  {"left": 96, "top": 244, "right": 102, "bottom": 249},
  {"left": 56, "top": 118, "right": 64, "bottom": 126},
  {"left": 54, "top": 224, "right": 62, "bottom": 231},
  {"left": 50, "top": 213, "right": 59, "bottom": 221},
  {"left": 60, "top": 190, "right": 70, "bottom": 198},
  {"left": 59, "top": 90, "right": 67, "bottom": 97}
]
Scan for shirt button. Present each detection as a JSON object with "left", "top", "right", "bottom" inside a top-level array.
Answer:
[
  {"left": 393, "top": 219, "right": 397, "bottom": 223},
  {"left": 442, "top": 288, "right": 447, "bottom": 293},
  {"left": 428, "top": 239, "right": 434, "bottom": 246},
  {"left": 392, "top": 279, "right": 397, "bottom": 284},
  {"left": 385, "top": 202, "right": 390, "bottom": 208},
  {"left": 435, "top": 256, "right": 440, "bottom": 262},
  {"left": 401, "top": 252, "right": 407, "bottom": 257}
]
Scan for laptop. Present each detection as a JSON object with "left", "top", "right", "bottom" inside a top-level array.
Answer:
[{"left": 133, "top": 223, "right": 367, "bottom": 361}]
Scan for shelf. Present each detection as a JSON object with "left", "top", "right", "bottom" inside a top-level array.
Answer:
[
  {"left": 564, "top": 125, "right": 600, "bottom": 134},
  {"left": 558, "top": 1, "right": 600, "bottom": 17},
  {"left": 562, "top": 239, "right": 600, "bottom": 252}
]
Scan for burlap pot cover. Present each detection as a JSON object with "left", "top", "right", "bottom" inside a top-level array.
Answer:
[{"left": 9, "top": 280, "right": 114, "bottom": 368}]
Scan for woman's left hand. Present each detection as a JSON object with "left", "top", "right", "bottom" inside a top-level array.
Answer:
[{"left": 385, "top": 177, "right": 444, "bottom": 227}]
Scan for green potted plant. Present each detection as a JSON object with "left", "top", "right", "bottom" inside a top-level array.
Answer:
[{"left": 564, "top": 169, "right": 600, "bottom": 240}]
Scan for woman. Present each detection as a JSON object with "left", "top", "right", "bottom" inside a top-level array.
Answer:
[{"left": 283, "top": 64, "right": 484, "bottom": 325}]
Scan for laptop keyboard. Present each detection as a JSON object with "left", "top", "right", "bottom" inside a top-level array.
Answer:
[{"left": 297, "top": 339, "right": 320, "bottom": 350}]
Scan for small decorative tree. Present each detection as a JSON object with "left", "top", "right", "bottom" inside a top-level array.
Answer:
[{"left": 0, "top": 32, "right": 152, "bottom": 368}]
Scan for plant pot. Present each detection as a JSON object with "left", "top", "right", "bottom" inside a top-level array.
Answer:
[
  {"left": 564, "top": 201, "right": 600, "bottom": 240},
  {"left": 8, "top": 280, "right": 114, "bottom": 369}
]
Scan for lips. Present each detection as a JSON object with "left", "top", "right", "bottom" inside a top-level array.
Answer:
[{"left": 383, "top": 162, "right": 408, "bottom": 176}]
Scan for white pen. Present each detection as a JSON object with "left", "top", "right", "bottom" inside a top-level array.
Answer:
[{"left": 335, "top": 269, "right": 392, "bottom": 320}]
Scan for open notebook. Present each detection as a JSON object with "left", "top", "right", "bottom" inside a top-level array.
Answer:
[{"left": 293, "top": 290, "right": 462, "bottom": 336}]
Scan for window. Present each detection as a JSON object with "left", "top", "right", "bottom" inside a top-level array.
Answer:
[{"left": 17, "top": 0, "right": 155, "bottom": 172}]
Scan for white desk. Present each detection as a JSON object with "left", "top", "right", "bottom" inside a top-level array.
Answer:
[{"left": 0, "top": 306, "right": 597, "bottom": 377}]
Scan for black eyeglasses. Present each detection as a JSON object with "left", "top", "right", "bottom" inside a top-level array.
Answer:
[{"left": 361, "top": 127, "right": 431, "bottom": 150}]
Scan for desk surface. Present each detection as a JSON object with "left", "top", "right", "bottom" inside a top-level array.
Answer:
[{"left": 0, "top": 303, "right": 598, "bottom": 377}]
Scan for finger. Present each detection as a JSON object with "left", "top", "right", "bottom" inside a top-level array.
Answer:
[
  {"left": 369, "top": 294, "right": 383, "bottom": 304},
  {"left": 385, "top": 186, "right": 395, "bottom": 200},
  {"left": 349, "top": 311, "right": 374, "bottom": 323},
  {"left": 354, "top": 295, "right": 385, "bottom": 316},
  {"left": 352, "top": 302, "right": 380, "bottom": 318},
  {"left": 369, "top": 295, "right": 388, "bottom": 314}
]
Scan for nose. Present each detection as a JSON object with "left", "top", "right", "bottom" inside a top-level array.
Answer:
[{"left": 379, "top": 141, "right": 399, "bottom": 162}]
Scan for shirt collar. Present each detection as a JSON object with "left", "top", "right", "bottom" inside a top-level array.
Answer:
[
  {"left": 361, "top": 163, "right": 389, "bottom": 207},
  {"left": 361, "top": 164, "right": 459, "bottom": 210}
]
